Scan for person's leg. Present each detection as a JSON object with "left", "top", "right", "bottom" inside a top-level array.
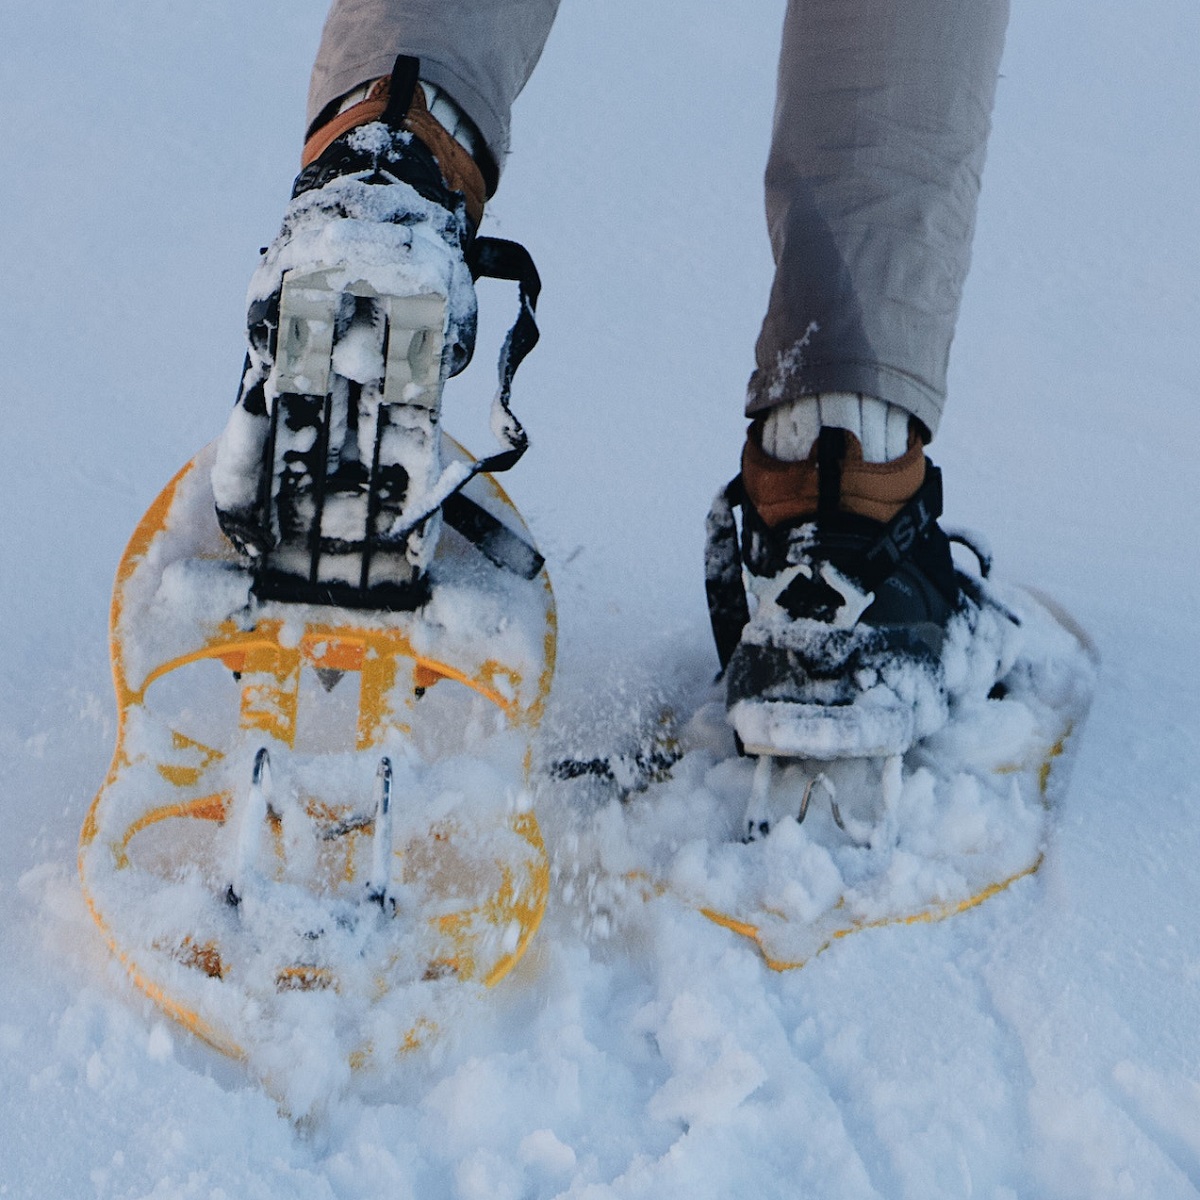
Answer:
[
  {"left": 215, "top": 3, "right": 560, "bottom": 598},
  {"left": 714, "top": 0, "right": 1015, "bottom": 759},
  {"left": 308, "top": 0, "right": 561, "bottom": 180},
  {"left": 749, "top": 0, "right": 1010, "bottom": 442}
]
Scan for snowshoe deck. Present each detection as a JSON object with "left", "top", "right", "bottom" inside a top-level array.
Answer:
[{"left": 79, "top": 439, "right": 555, "bottom": 1073}]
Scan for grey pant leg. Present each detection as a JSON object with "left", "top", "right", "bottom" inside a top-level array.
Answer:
[
  {"left": 308, "top": 0, "right": 560, "bottom": 171},
  {"left": 748, "top": 0, "right": 1010, "bottom": 437}
]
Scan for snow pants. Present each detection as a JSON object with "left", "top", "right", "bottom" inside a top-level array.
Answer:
[{"left": 308, "top": 0, "right": 1009, "bottom": 436}]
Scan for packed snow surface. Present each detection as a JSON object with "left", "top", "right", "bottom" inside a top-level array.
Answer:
[{"left": 3, "top": 1, "right": 1200, "bottom": 1198}]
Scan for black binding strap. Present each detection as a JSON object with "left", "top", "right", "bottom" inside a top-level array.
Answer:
[
  {"left": 858, "top": 465, "right": 943, "bottom": 592},
  {"left": 442, "top": 491, "right": 545, "bottom": 580},
  {"left": 381, "top": 56, "right": 420, "bottom": 128},
  {"left": 467, "top": 236, "right": 542, "bottom": 473},
  {"left": 816, "top": 427, "right": 845, "bottom": 518}
]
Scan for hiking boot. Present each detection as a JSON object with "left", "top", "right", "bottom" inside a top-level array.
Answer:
[
  {"left": 706, "top": 424, "right": 1016, "bottom": 759},
  {"left": 212, "top": 55, "right": 490, "bottom": 607}
]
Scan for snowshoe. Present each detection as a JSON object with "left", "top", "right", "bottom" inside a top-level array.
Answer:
[
  {"left": 558, "top": 432, "right": 1099, "bottom": 971},
  {"left": 560, "top": 585, "right": 1096, "bottom": 972},
  {"left": 674, "top": 423, "right": 1101, "bottom": 965},
  {"left": 79, "top": 58, "right": 553, "bottom": 1086}
]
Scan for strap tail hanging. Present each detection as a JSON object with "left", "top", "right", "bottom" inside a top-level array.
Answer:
[
  {"left": 387, "top": 237, "right": 541, "bottom": 542},
  {"left": 705, "top": 476, "right": 751, "bottom": 674}
]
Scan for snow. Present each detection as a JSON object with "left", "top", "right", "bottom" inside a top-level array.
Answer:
[{"left": 3, "top": 0, "right": 1200, "bottom": 1197}]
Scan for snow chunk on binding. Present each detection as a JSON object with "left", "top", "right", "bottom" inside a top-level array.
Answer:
[
  {"left": 79, "top": 438, "right": 554, "bottom": 1099},
  {"left": 556, "top": 585, "right": 1095, "bottom": 971}
]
